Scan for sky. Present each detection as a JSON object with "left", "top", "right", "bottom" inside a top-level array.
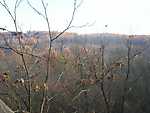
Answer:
[{"left": 0, "top": 0, "right": 150, "bottom": 35}]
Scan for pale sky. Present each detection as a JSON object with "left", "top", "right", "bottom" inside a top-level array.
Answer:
[{"left": 0, "top": 0, "right": 150, "bottom": 35}]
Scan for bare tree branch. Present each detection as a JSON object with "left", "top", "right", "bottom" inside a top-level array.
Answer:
[
  {"left": 0, "top": 1, "right": 15, "bottom": 21},
  {"left": 51, "top": 0, "right": 78, "bottom": 41},
  {"left": 26, "top": 0, "right": 45, "bottom": 18}
]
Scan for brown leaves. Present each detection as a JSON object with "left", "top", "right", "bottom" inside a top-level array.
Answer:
[
  {"left": 0, "top": 72, "right": 10, "bottom": 82},
  {"left": 32, "top": 82, "right": 48, "bottom": 92},
  {"left": 80, "top": 78, "right": 96, "bottom": 86}
]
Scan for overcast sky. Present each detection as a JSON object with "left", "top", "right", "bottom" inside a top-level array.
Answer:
[{"left": 0, "top": 0, "right": 150, "bottom": 34}]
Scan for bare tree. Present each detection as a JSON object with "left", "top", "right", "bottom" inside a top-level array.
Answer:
[
  {"left": 26, "top": 0, "right": 84, "bottom": 112},
  {"left": 0, "top": 0, "right": 32, "bottom": 112},
  {"left": 0, "top": 0, "right": 85, "bottom": 113}
]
